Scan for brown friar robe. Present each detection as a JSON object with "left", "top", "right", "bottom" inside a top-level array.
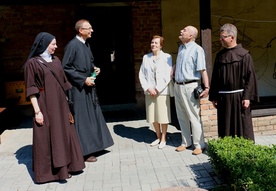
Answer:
[
  {"left": 209, "top": 44, "right": 259, "bottom": 141},
  {"left": 24, "top": 56, "right": 85, "bottom": 183}
]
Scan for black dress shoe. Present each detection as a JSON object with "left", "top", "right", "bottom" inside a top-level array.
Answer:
[{"left": 85, "top": 156, "right": 97, "bottom": 162}]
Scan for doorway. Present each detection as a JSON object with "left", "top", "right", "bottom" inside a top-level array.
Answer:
[{"left": 77, "top": 4, "right": 136, "bottom": 109}]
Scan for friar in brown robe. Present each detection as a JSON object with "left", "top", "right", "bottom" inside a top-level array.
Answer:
[{"left": 209, "top": 23, "right": 259, "bottom": 141}]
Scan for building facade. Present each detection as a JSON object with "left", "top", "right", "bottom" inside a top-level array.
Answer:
[{"left": 0, "top": 0, "right": 275, "bottom": 137}]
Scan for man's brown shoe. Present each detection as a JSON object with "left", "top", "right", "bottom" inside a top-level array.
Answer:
[
  {"left": 175, "top": 145, "right": 191, "bottom": 152},
  {"left": 192, "top": 148, "right": 205, "bottom": 155},
  {"left": 85, "top": 156, "right": 97, "bottom": 162}
]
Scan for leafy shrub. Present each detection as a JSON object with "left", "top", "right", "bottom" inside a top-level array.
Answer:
[{"left": 207, "top": 136, "right": 276, "bottom": 191}]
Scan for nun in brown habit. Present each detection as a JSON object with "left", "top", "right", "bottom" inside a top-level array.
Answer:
[{"left": 23, "top": 32, "right": 85, "bottom": 184}]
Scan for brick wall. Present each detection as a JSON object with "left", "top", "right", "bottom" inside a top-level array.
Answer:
[
  {"left": 131, "top": 0, "right": 162, "bottom": 108},
  {"left": 253, "top": 116, "right": 276, "bottom": 135},
  {"left": 0, "top": 4, "right": 77, "bottom": 81},
  {"left": 200, "top": 99, "right": 276, "bottom": 138},
  {"left": 0, "top": 1, "right": 275, "bottom": 138},
  {"left": 0, "top": 1, "right": 162, "bottom": 106},
  {"left": 200, "top": 99, "right": 218, "bottom": 138}
]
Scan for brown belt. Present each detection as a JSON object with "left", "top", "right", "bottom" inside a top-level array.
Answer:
[{"left": 175, "top": 80, "right": 198, "bottom": 85}]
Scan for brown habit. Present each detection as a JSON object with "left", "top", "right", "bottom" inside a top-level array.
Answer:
[
  {"left": 24, "top": 56, "right": 85, "bottom": 183},
  {"left": 209, "top": 44, "right": 259, "bottom": 141}
]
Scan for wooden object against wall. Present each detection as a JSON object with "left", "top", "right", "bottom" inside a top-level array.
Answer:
[{"left": 199, "top": 0, "right": 212, "bottom": 81}]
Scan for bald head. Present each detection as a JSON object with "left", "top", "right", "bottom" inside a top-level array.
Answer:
[
  {"left": 186, "top": 26, "right": 198, "bottom": 40},
  {"left": 179, "top": 25, "right": 198, "bottom": 44}
]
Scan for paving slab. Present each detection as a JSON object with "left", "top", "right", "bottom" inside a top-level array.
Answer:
[{"left": 0, "top": 114, "right": 276, "bottom": 191}]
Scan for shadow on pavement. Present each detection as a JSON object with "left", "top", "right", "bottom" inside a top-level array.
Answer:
[
  {"left": 103, "top": 108, "right": 146, "bottom": 122},
  {"left": 15, "top": 144, "right": 34, "bottom": 182},
  {"left": 113, "top": 124, "right": 183, "bottom": 147}
]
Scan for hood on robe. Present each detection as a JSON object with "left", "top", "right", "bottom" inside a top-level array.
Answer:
[{"left": 217, "top": 44, "right": 249, "bottom": 64}]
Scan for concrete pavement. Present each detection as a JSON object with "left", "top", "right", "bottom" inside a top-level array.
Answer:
[{"left": 1, "top": 110, "right": 276, "bottom": 191}]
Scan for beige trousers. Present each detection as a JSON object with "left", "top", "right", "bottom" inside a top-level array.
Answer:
[{"left": 174, "top": 82, "right": 205, "bottom": 149}]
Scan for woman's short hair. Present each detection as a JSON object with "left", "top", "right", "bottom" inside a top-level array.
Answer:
[{"left": 152, "top": 35, "right": 164, "bottom": 47}]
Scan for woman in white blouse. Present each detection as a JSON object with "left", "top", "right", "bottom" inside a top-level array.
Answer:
[{"left": 139, "top": 35, "right": 173, "bottom": 149}]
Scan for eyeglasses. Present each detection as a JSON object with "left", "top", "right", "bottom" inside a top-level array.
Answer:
[
  {"left": 220, "top": 35, "right": 231, "bottom": 39},
  {"left": 81, "top": 27, "right": 92, "bottom": 30}
]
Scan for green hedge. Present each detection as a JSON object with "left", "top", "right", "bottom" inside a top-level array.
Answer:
[{"left": 207, "top": 136, "right": 276, "bottom": 191}]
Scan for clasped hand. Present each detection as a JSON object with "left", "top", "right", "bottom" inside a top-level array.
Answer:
[{"left": 147, "top": 88, "right": 159, "bottom": 97}]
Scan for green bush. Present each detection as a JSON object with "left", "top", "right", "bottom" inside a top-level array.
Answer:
[{"left": 207, "top": 136, "right": 276, "bottom": 191}]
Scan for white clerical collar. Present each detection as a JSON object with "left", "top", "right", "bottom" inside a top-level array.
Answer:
[
  {"left": 76, "top": 35, "right": 86, "bottom": 44},
  {"left": 40, "top": 49, "right": 52, "bottom": 62}
]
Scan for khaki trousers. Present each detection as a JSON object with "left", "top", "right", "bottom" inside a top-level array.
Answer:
[{"left": 174, "top": 82, "right": 205, "bottom": 149}]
